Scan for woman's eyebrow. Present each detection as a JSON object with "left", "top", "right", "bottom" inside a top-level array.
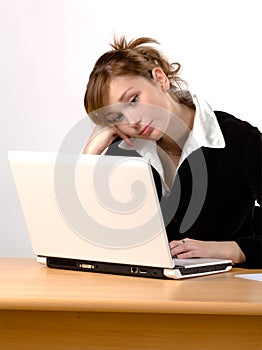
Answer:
[
  {"left": 105, "top": 111, "right": 114, "bottom": 117},
  {"left": 118, "top": 87, "right": 133, "bottom": 102}
]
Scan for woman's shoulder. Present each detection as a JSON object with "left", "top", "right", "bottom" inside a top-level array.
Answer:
[
  {"left": 214, "top": 110, "right": 261, "bottom": 146},
  {"left": 214, "top": 110, "right": 259, "bottom": 131}
]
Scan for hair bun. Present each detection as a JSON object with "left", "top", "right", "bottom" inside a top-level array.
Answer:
[{"left": 110, "top": 35, "right": 159, "bottom": 51}]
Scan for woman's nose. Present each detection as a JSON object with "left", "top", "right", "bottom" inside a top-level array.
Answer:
[{"left": 125, "top": 111, "right": 141, "bottom": 126}]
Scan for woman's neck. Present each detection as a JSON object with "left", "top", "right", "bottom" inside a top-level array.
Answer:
[{"left": 158, "top": 101, "right": 195, "bottom": 154}]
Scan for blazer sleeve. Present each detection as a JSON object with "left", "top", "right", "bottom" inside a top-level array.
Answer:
[{"left": 235, "top": 129, "right": 262, "bottom": 268}]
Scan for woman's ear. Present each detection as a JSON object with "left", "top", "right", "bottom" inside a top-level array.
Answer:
[{"left": 151, "top": 67, "right": 170, "bottom": 91}]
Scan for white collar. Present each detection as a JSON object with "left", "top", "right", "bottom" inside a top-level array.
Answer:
[
  {"left": 178, "top": 93, "right": 225, "bottom": 165},
  {"left": 118, "top": 93, "right": 225, "bottom": 195}
]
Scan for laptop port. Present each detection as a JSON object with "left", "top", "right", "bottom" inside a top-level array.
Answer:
[
  {"left": 139, "top": 269, "right": 147, "bottom": 274},
  {"left": 131, "top": 267, "right": 138, "bottom": 273}
]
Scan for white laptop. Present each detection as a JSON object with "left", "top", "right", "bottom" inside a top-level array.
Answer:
[{"left": 8, "top": 151, "right": 232, "bottom": 279}]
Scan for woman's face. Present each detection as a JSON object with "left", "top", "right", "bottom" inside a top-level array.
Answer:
[{"left": 104, "top": 72, "right": 172, "bottom": 141}]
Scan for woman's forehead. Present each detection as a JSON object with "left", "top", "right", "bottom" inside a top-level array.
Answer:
[
  {"left": 109, "top": 75, "right": 140, "bottom": 89},
  {"left": 107, "top": 75, "right": 148, "bottom": 103}
]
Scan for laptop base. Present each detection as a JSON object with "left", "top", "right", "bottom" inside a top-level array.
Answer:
[{"left": 37, "top": 256, "right": 232, "bottom": 280}]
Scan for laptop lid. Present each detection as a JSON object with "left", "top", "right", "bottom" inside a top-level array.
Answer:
[{"left": 8, "top": 151, "right": 175, "bottom": 269}]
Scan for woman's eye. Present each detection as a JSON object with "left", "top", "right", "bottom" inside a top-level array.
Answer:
[
  {"left": 129, "top": 95, "right": 138, "bottom": 106},
  {"left": 108, "top": 113, "right": 123, "bottom": 124}
]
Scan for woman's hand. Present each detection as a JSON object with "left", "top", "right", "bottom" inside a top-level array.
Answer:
[
  {"left": 83, "top": 124, "right": 133, "bottom": 155},
  {"left": 169, "top": 238, "right": 246, "bottom": 264}
]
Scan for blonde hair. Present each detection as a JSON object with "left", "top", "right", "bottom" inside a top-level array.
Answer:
[{"left": 84, "top": 36, "right": 194, "bottom": 124}]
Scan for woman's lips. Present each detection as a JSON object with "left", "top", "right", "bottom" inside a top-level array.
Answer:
[{"left": 139, "top": 122, "right": 153, "bottom": 135}]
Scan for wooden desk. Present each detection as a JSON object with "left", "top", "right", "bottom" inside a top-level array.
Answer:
[{"left": 0, "top": 258, "right": 261, "bottom": 349}]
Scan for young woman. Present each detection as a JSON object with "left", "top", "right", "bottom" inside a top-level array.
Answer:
[{"left": 83, "top": 36, "right": 261, "bottom": 268}]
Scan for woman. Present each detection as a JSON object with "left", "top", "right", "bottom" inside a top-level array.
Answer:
[{"left": 83, "top": 36, "right": 261, "bottom": 268}]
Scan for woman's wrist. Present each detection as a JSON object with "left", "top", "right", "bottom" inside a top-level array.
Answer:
[{"left": 224, "top": 241, "right": 246, "bottom": 264}]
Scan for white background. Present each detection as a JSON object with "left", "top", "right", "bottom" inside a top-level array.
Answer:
[{"left": 0, "top": 0, "right": 261, "bottom": 257}]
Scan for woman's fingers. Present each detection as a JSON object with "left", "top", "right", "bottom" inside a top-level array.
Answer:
[
  {"left": 170, "top": 238, "right": 213, "bottom": 259},
  {"left": 170, "top": 239, "right": 198, "bottom": 258}
]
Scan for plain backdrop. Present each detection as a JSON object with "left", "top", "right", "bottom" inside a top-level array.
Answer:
[{"left": 0, "top": 0, "right": 261, "bottom": 257}]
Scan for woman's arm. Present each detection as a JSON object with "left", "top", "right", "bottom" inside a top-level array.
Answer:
[
  {"left": 83, "top": 124, "right": 134, "bottom": 155},
  {"left": 234, "top": 129, "right": 261, "bottom": 267},
  {"left": 83, "top": 125, "right": 118, "bottom": 155}
]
